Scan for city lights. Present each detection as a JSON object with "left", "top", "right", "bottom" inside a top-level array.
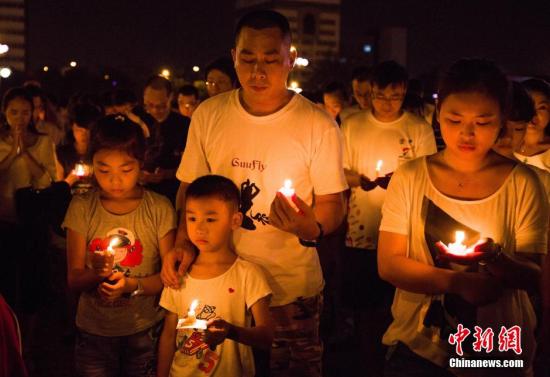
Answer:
[
  {"left": 295, "top": 57, "right": 309, "bottom": 67},
  {"left": 160, "top": 69, "right": 171, "bottom": 79},
  {"left": 43, "top": 66, "right": 49, "bottom": 72},
  {"left": 70, "top": 61, "right": 77, "bottom": 67},
  {"left": 0, "top": 67, "right": 12, "bottom": 78},
  {"left": 192, "top": 65, "right": 200, "bottom": 72},
  {"left": 104, "top": 74, "right": 110, "bottom": 80},
  {"left": 289, "top": 80, "right": 302, "bottom": 94},
  {"left": 0, "top": 43, "right": 8, "bottom": 54}
]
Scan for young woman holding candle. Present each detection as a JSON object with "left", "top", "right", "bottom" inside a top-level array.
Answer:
[
  {"left": 378, "top": 59, "right": 548, "bottom": 377},
  {"left": 63, "top": 115, "right": 176, "bottom": 377}
]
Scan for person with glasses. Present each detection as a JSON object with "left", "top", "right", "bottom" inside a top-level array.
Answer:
[
  {"left": 139, "top": 76, "right": 190, "bottom": 205},
  {"left": 204, "top": 57, "right": 237, "bottom": 98},
  {"left": 340, "top": 60, "right": 436, "bottom": 374}
]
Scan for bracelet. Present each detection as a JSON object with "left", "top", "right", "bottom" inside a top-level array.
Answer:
[{"left": 299, "top": 222, "right": 324, "bottom": 247}]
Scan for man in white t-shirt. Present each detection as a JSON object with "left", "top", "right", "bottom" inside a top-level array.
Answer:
[
  {"left": 341, "top": 60, "right": 436, "bottom": 373},
  {"left": 339, "top": 66, "right": 371, "bottom": 121},
  {"left": 162, "top": 10, "right": 347, "bottom": 377}
]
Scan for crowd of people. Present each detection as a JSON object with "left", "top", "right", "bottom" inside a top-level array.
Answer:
[{"left": 0, "top": 8, "right": 549, "bottom": 377}]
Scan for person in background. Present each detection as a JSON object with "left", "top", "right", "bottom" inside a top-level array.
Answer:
[
  {"left": 63, "top": 115, "right": 176, "bottom": 377},
  {"left": 176, "top": 84, "right": 200, "bottom": 119},
  {"left": 322, "top": 81, "right": 348, "bottom": 125},
  {"left": 378, "top": 58, "right": 546, "bottom": 377},
  {"left": 205, "top": 57, "right": 237, "bottom": 98},
  {"left": 140, "top": 76, "right": 190, "bottom": 205},
  {"left": 24, "top": 83, "right": 65, "bottom": 146},
  {"left": 514, "top": 78, "right": 550, "bottom": 172},
  {"left": 341, "top": 60, "right": 437, "bottom": 375},
  {"left": 0, "top": 87, "right": 58, "bottom": 369},
  {"left": 56, "top": 103, "right": 102, "bottom": 194},
  {"left": 157, "top": 175, "right": 273, "bottom": 377},
  {"left": 340, "top": 66, "right": 370, "bottom": 121}
]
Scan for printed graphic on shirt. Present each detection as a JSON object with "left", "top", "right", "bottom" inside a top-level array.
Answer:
[
  {"left": 239, "top": 179, "right": 269, "bottom": 230},
  {"left": 176, "top": 303, "right": 220, "bottom": 375},
  {"left": 423, "top": 198, "right": 479, "bottom": 354},
  {"left": 88, "top": 227, "right": 144, "bottom": 307}
]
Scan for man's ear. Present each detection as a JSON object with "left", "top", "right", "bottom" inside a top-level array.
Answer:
[{"left": 232, "top": 211, "right": 243, "bottom": 230}]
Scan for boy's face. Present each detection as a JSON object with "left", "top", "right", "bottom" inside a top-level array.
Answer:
[
  {"left": 493, "top": 120, "right": 527, "bottom": 158},
  {"left": 371, "top": 83, "right": 406, "bottom": 122},
  {"left": 186, "top": 197, "right": 242, "bottom": 253}
]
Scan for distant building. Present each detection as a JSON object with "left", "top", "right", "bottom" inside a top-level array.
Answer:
[{"left": 0, "top": 0, "right": 26, "bottom": 72}]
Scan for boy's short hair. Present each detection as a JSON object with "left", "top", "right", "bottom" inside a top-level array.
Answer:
[
  {"left": 369, "top": 61, "right": 408, "bottom": 89},
  {"left": 186, "top": 175, "right": 240, "bottom": 210},
  {"left": 90, "top": 114, "right": 146, "bottom": 162},
  {"left": 234, "top": 9, "right": 291, "bottom": 45},
  {"left": 508, "top": 81, "right": 535, "bottom": 123},
  {"left": 178, "top": 84, "right": 199, "bottom": 99}
]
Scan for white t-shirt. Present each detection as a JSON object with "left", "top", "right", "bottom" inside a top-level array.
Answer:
[
  {"left": 159, "top": 257, "right": 272, "bottom": 377},
  {"left": 514, "top": 149, "right": 550, "bottom": 172},
  {"left": 380, "top": 157, "right": 548, "bottom": 369},
  {"left": 176, "top": 90, "right": 348, "bottom": 306},
  {"left": 342, "top": 110, "right": 436, "bottom": 249},
  {"left": 339, "top": 104, "right": 363, "bottom": 121}
]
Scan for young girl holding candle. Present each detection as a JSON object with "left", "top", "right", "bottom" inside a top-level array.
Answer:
[
  {"left": 378, "top": 59, "right": 548, "bottom": 377},
  {"left": 63, "top": 114, "right": 176, "bottom": 377}
]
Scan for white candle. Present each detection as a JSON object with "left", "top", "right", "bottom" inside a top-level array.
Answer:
[
  {"left": 188, "top": 299, "right": 199, "bottom": 320},
  {"left": 375, "top": 160, "right": 383, "bottom": 178},
  {"left": 278, "top": 179, "right": 299, "bottom": 211},
  {"left": 75, "top": 163, "right": 86, "bottom": 177},
  {"left": 447, "top": 231, "right": 468, "bottom": 255}
]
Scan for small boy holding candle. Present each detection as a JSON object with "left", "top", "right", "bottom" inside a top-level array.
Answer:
[{"left": 157, "top": 175, "right": 273, "bottom": 377}]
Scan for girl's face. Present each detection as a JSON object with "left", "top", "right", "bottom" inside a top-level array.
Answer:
[
  {"left": 493, "top": 120, "right": 527, "bottom": 158},
  {"left": 72, "top": 123, "right": 90, "bottom": 145},
  {"left": 4, "top": 97, "right": 32, "bottom": 131},
  {"left": 438, "top": 92, "right": 502, "bottom": 160},
  {"left": 93, "top": 149, "right": 141, "bottom": 199},
  {"left": 526, "top": 91, "right": 550, "bottom": 134}
]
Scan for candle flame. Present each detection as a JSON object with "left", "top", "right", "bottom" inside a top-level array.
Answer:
[
  {"left": 376, "top": 160, "right": 383, "bottom": 172},
  {"left": 75, "top": 163, "right": 86, "bottom": 176},
  {"left": 283, "top": 179, "right": 292, "bottom": 189},
  {"left": 189, "top": 299, "right": 199, "bottom": 315},
  {"left": 106, "top": 237, "right": 118, "bottom": 255},
  {"left": 447, "top": 231, "right": 468, "bottom": 255}
]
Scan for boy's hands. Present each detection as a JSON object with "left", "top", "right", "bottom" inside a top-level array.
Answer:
[
  {"left": 204, "top": 318, "right": 231, "bottom": 348},
  {"left": 269, "top": 192, "right": 320, "bottom": 240}
]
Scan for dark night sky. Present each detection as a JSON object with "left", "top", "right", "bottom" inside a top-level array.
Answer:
[{"left": 27, "top": 0, "right": 550, "bottom": 81}]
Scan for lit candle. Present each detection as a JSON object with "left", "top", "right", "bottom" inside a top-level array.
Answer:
[
  {"left": 447, "top": 231, "right": 468, "bottom": 255},
  {"left": 188, "top": 299, "right": 198, "bottom": 320},
  {"left": 375, "top": 160, "right": 383, "bottom": 178},
  {"left": 74, "top": 161, "right": 91, "bottom": 177},
  {"left": 278, "top": 179, "right": 299, "bottom": 211},
  {"left": 177, "top": 299, "right": 207, "bottom": 330}
]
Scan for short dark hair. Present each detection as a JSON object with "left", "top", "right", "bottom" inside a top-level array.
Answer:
[
  {"left": 351, "top": 66, "right": 370, "bottom": 82},
  {"left": 521, "top": 78, "right": 550, "bottom": 100},
  {"left": 508, "top": 81, "right": 535, "bottom": 123},
  {"left": 369, "top": 61, "right": 408, "bottom": 89},
  {"left": 205, "top": 57, "right": 237, "bottom": 86},
  {"left": 323, "top": 81, "right": 347, "bottom": 100},
  {"left": 178, "top": 84, "right": 199, "bottom": 99},
  {"left": 234, "top": 9, "right": 291, "bottom": 45},
  {"left": 90, "top": 114, "right": 146, "bottom": 162},
  {"left": 437, "top": 58, "right": 509, "bottom": 117},
  {"left": 70, "top": 103, "right": 102, "bottom": 129},
  {"left": 186, "top": 175, "right": 240, "bottom": 210},
  {"left": 144, "top": 75, "right": 172, "bottom": 95}
]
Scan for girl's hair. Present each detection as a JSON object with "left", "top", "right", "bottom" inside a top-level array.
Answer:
[
  {"left": 521, "top": 78, "right": 550, "bottom": 100},
  {"left": 508, "top": 81, "right": 535, "bottom": 123},
  {"left": 437, "top": 58, "right": 510, "bottom": 119},
  {"left": 1, "top": 86, "right": 40, "bottom": 134},
  {"left": 89, "top": 114, "right": 146, "bottom": 161}
]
